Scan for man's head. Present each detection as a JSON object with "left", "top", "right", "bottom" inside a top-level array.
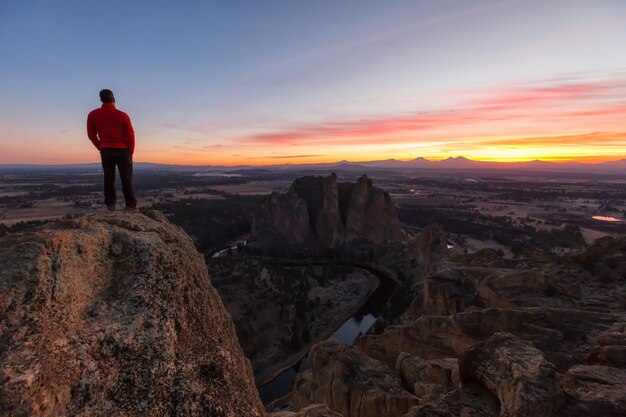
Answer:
[{"left": 99, "top": 89, "right": 115, "bottom": 104}]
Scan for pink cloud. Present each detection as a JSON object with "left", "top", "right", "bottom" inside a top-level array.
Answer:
[{"left": 236, "top": 78, "right": 626, "bottom": 147}]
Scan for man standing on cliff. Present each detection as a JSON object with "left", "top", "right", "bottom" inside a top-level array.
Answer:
[{"left": 87, "top": 89, "right": 137, "bottom": 212}]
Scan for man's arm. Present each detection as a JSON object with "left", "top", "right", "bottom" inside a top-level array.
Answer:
[
  {"left": 86, "top": 113, "right": 100, "bottom": 150},
  {"left": 123, "top": 114, "right": 135, "bottom": 154}
]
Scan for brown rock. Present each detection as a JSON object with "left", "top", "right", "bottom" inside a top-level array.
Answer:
[
  {"left": 356, "top": 307, "right": 619, "bottom": 372},
  {"left": 315, "top": 173, "right": 346, "bottom": 248},
  {"left": 403, "top": 386, "right": 499, "bottom": 417},
  {"left": 459, "top": 333, "right": 564, "bottom": 417},
  {"left": 395, "top": 353, "right": 459, "bottom": 403},
  {"left": 411, "top": 225, "right": 448, "bottom": 275},
  {"left": 572, "top": 235, "right": 626, "bottom": 283},
  {"left": 345, "top": 175, "right": 405, "bottom": 244},
  {"left": 586, "top": 345, "right": 626, "bottom": 368},
  {"left": 251, "top": 174, "right": 405, "bottom": 250},
  {"left": 250, "top": 188, "right": 313, "bottom": 249},
  {"left": 0, "top": 212, "right": 264, "bottom": 417},
  {"left": 597, "top": 322, "right": 626, "bottom": 346},
  {"left": 292, "top": 340, "right": 418, "bottom": 417},
  {"left": 585, "top": 323, "right": 626, "bottom": 368},
  {"left": 270, "top": 404, "right": 343, "bottom": 417},
  {"left": 559, "top": 365, "right": 626, "bottom": 417}
]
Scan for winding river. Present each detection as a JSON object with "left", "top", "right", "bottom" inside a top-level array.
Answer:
[{"left": 258, "top": 266, "right": 397, "bottom": 405}]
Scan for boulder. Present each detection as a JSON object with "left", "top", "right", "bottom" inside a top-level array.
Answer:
[
  {"left": 270, "top": 404, "right": 343, "bottom": 417},
  {"left": 559, "top": 365, "right": 626, "bottom": 417},
  {"left": 586, "top": 322, "right": 626, "bottom": 368},
  {"left": 403, "top": 386, "right": 499, "bottom": 417},
  {"left": 0, "top": 212, "right": 264, "bottom": 417},
  {"left": 292, "top": 340, "right": 418, "bottom": 417},
  {"left": 395, "top": 353, "right": 459, "bottom": 403},
  {"left": 459, "top": 333, "right": 564, "bottom": 417}
]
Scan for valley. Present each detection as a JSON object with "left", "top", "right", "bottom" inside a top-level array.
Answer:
[{"left": 1, "top": 164, "right": 625, "bottom": 416}]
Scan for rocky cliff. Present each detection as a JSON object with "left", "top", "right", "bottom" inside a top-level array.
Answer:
[
  {"left": 0, "top": 211, "right": 265, "bottom": 417},
  {"left": 291, "top": 236, "right": 626, "bottom": 417},
  {"left": 251, "top": 174, "right": 405, "bottom": 250}
]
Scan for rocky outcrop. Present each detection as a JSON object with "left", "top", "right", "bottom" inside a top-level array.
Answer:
[
  {"left": 403, "top": 385, "right": 499, "bottom": 417},
  {"left": 559, "top": 365, "right": 626, "bottom": 416},
  {"left": 417, "top": 266, "right": 578, "bottom": 316},
  {"left": 292, "top": 340, "right": 418, "bottom": 417},
  {"left": 251, "top": 174, "right": 405, "bottom": 250},
  {"left": 572, "top": 235, "right": 626, "bottom": 283},
  {"left": 406, "top": 333, "right": 564, "bottom": 417},
  {"left": 0, "top": 212, "right": 264, "bottom": 417},
  {"left": 586, "top": 322, "right": 626, "bottom": 368},
  {"left": 459, "top": 333, "right": 564, "bottom": 417},
  {"left": 250, "top": 188, "right": 313, "bottom": 248},
  {"left": 270, "top": 404, "right": 343, "bottom": 417},
  {"left": 410, "top": 225, "right": 448, "bottom": 275},
  {"left": 345, "top": 175, "right": 405, "bottom": 244},
  {"left": 394, "top": 353, "right": 459, "bottom": 403},
  {"left": 289, "top": 230, "right": 625, "bottom": 416},
  {"left": 358, "top": 307, "right": 621, "bottom": 372}
]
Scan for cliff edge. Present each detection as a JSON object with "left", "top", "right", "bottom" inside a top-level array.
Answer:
[{"left": 0, "top": 211, "right": 265, "bottom": 417}]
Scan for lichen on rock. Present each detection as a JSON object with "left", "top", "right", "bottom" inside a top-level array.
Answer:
[{"left": 0, "top": 211, "right": 265, "bottom": 417}]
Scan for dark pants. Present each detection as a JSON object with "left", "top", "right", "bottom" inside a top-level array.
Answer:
[{"left": 100, "top": 148, "right": 137, "bottom": 208}]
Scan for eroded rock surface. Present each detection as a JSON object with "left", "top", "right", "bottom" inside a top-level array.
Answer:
[
  {"left": 459, "top": 333, "right": 564, "bottom": 417},
  {"left": 251, "top": 174, "right": 405, "bottom": 250},
  {"left": 394, "top": 353, "right": 459, "bottom": 404},
  {"left": 292, "top": 340, "right": 418, "bottom": 417},
  {"left": 294, "top": 236, "right": 625, "bottom": 417},
  {"left": 357, "top": 307, "right": 620, "bottom": 371},
  {"left": 270, "top": 404, "right": 343, "bottom": 417},
  {"left": 559, "top": 365, "right": 626, "bottom": 417},
  {"left": 0, "top": 211, "right": 264, "bottom": 417}
]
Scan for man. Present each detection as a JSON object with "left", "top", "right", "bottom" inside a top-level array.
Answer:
[{"left": 87, "top": 89, "right": 137, "bottom": 211}]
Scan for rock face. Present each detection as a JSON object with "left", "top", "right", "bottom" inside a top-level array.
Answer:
[
  {"left": 410, "top": 225, "right": 448, "bottom": 275},
  {"left": 292, "top": 340, "right": 419, "bottom": 417},
  {"left": 274, "top": 232, "right": 625, "bottom": 416},
  {"left": 357, "top": 307, "right": 620, "bottom": 372},
  {"left": 459, "top": 333, "right": 564, "bottom": 417},
  {"left": 270, "top": 404, "right": 343, "bottom": 417},
  {"left": 559, "top": 365, "right": 626, "bottom": 416},
  {"left": 394, "top": 353, "right": 459, "bottom": 404},
  {"left": 251, "top": 174, "right": 405, "bottom": 250},
  {"left": 0, "top": 212, "right": 264, "bottom": 417}
]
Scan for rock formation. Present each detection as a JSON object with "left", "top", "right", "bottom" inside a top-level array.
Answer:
[
  {"left": 270, "top": 404, "right": 343, "bottom": 417},
  {"left": 292, "top": 235, "right": 626, "bottom": 417},
  {"left": 394, "top": 353, "right": 459, "bottom": 404},
  {"left": 0, "top": 211, "right": 265, "bottom": 417},
  {"left": 292, "top": 340, "right": 419, "bottom": 417},
  {"left": 559, "top": 365, "right": 626, "bottom": 416},
  {"left": 458, "top": 333, "right": 564, "bottom": 417},
  {"left": 409, "top": 224, "right": 448, "bottom": 275},
  {"left": 251, "top": 174, "right": 405, "bottom": 250}
]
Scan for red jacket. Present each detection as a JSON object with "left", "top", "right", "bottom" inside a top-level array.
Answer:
[{"left": 87, "top": 103, "right": 135, "bottom": 154}]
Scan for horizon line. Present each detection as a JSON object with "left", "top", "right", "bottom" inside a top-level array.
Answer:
[{"left": 1, "top": 155, "right": 626, "bottom": 168}]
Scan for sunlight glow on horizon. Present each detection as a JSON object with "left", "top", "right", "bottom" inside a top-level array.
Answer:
[{"left": 1, "top": 1, "right": 626, "bottom": 166}]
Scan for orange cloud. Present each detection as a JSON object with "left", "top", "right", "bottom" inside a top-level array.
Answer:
[{"left": 232, "top": 78, "right": 626, "bottom": 162}]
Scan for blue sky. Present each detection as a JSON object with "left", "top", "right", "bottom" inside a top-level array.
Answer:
[{"left": 1, "top": 0, "right": 626, "bottom": 164}]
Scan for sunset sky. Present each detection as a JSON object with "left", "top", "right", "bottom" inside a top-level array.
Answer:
[{"left": 1, "top": 0, "right": 626, "bottom": 165}]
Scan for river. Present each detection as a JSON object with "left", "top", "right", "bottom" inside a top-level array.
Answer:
[{"left": 258, "top": 267, "right": 396, "bottom": 405}]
